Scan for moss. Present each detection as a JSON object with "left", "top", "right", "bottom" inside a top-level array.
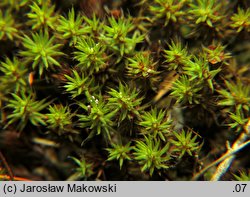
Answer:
[{"left": 0, "top": 0, "right": 249, "bottom": 181}]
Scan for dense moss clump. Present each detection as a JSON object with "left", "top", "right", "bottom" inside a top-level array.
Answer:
[{"left": 0, "top": 0, "right": 250, "bottom": 181}]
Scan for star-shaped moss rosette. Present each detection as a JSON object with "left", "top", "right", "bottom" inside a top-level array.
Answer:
[{"left": 20, "top": 30, "right": 64, "bottom": 76}]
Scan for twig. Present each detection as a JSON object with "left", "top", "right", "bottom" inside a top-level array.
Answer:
[
  {"left": 191, "top": 118, "right": 250, "bottom": 181},
  {"left": 210, "top": 118, "right": 250, "bottom": 180},
  {"left": 0, "top": 150, "right": 14, "bottom": 180},
  {"left": 0, "top": 175, "right": 31, "bottom": 181}
]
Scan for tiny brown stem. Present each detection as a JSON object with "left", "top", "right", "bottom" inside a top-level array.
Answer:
[{"left": 0, "top": 150, "right": 14, "bottom": 181}]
